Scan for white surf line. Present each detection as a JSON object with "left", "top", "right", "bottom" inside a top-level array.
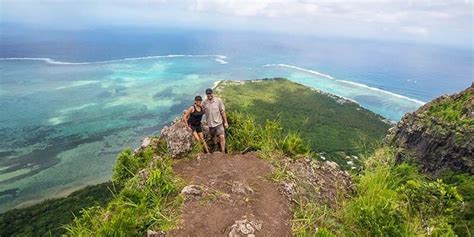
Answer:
[
  {"left": 338, "top": 80, "right": 425, "bottom": 105},
  {"left": 215, "top": 55, "right": 229, "bottom": 64},
  {"left": 263, "top": 63, "right": 426, "bottom": 105},
  {"left": 0, "top": 54, "right": 229, "bottom": 65},
  {"left": 215, "top": 58, "right": 229, "bottom": 64},
  {"left": 263, "top": 63, "right": 335, "bottom": 80}
]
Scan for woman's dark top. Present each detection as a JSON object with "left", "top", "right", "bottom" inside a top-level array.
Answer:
[{"left": 188, "top": 105, "right": 204, "bottom": 132}]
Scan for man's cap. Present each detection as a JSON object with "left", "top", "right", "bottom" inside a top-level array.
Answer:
[
  {"left": 195, "top": 95, "right": 203, "bottom": 101},
  {"left": 205, "top": 88, "right": 213, "bottom": 94}
]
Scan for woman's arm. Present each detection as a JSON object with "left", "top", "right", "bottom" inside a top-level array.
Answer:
[{"left": 182, "top": 106, "right": 194, "bottom": 124}]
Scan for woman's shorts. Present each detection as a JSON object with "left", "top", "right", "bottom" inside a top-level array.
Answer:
[{"left": 190, "top": 124, "right": 203, "bottom": 133}]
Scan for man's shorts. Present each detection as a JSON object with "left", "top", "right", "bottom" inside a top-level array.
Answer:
[{"left": 209, "top": 124, "right": 225, "bottom": 136}]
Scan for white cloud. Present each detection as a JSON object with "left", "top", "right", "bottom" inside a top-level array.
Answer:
[{"left": 1, "top": 0, "right": 472, "bottom": 47}]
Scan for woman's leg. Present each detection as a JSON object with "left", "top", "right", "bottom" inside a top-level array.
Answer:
[
  {"left": 192, "top": 131, "right": 201, "bottom": 143},
  {"left": 198, "top": 132, "right": 210, "bottom": 153},
  {"left": 192, "top": 131, "right": 210, "bottom": 153}
]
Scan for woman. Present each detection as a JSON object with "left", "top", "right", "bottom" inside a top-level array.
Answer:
[{"left": 182, "top": 95, "right": 210, "bottom": 153}]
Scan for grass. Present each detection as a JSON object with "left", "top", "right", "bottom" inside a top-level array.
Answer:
[
  {"left": 288, "top": 147, "right": 465, "bottom": 236},
  {"left": 64, "top": 145, "right": 185, "bottom": 236},
  {"left": 216, "top": 78, "right": 391, "bottom": 168},
  {"left": 226, "top": 111, "right": 310, "bottom": 158},
  {"left": 426, "top": 89, "right": 473, "bottom": 126}
]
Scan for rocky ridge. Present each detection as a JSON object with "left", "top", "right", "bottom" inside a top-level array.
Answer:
[{"left": 387, "top": 83, "right": 473, "bottom": 176}]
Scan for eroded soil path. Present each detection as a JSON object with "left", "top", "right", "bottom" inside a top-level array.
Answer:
[{"left": 171, "top": 152, "right": 292, "bottom": 236}]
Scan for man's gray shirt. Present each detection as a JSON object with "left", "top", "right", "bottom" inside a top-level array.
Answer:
[{"left": 202, "top": 97, "right": 225, "bottom": 128}]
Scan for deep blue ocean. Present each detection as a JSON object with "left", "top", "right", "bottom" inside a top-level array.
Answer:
[{"left": 1, "top": 28, "right": 472, "bottom": 211}]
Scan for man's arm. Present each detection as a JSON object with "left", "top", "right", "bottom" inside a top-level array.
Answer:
[
  {"left": 222, "top": 111, "right": 228, "bottom": 128},
  {"left": 219, "top": 99, "right": 228, "bottom": 128}
]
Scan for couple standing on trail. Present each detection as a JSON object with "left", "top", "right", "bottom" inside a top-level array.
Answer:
[{"left": 182, "top": 88, "right": 228, "bottom": 154}]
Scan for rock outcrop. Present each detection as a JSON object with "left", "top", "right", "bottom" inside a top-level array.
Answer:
[
  {"left": 181, "top": 185, "right": 203, "bottom": 196},
  {"left": 279, "top": 156, "right": 355, "bottom": 207},
  {"left": 228, "top": 216, "right": 263, "bottom": 237},
  {"left": 160, "top": 117, "right": 195, "bottom": 157},
  {"left": 134, "top": 117, "right": 196, "bottom": 158},
  {"left": 386, "top": 83, "right": 473, "bottom": 176}
]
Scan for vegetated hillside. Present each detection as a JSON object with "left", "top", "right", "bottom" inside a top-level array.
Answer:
[
  {"left": 387, "top": 83, "right": 474, "bottom": 235},
  {"left": 215, "top": 78, "right": 391, "bottom": 168},
  {"left": 0, "top": 182, "right": 119, "bottom": 237}
]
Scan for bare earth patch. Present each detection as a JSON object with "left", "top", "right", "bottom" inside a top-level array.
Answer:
[{"left": 171, "top": 152, "right": 292, "bottom": 236}]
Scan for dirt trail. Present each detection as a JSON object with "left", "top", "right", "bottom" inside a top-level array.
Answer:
[{"left": 171, "top": 152, "right": 292, "bottom": 236}]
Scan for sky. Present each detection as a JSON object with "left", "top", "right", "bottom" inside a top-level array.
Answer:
[{"left": 1, "top": 0, "right": 473, "bottom": 48}]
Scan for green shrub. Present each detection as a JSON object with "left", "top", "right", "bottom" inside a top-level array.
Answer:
[
  {"left": 112, "top": 147, "right": 155, "bottom": 185},
  {"left": 440, "top": 171, "right": 474, "bottom": 236},
  {"left": 112, "top": 149, "right": 137, "bottom": 185},
  {"left": 347, "top": 200, "right": 404, "bottom": 237},
  {"left": 227, "top": 111, "right": 308, "bottom": 158},
  {"left": 391, "top": 162, "right": 423, "bottom": 186},
  {"left": 226, "top": 111, "right": 263, "bottom": 152},
  {"left": 281, "top": 132, "right": 310, "bottom": 157},
  {"left": 398, "top": 179, "right": 463, "bottom": 222}
]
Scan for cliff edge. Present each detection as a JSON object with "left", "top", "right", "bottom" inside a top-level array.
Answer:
[{"left": 387, "top": 83, "right": 473, "bottom": 176}]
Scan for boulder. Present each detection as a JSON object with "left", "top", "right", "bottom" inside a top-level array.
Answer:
[
  {"left": 231, "top": 181, "right": 254, "bottom": 195},
  {"left": 181, "top": 185, "right": 203, "bottom": 196},
  {"left": 145, "top": 230, "right": 166, "bottom": 237},
  {"left": 134, "top": 137, "right": 155, "bottom": 154},
  {"left": 228, "top": 216, "right": 263, "bottom": 237},
  {"left": 280, "top": 156, "right": 355, "bottom": 207},
  {"left": 160, "top": 117, "right": 195, "bottom": 158}
]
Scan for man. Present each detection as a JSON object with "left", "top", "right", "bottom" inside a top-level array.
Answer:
[{"left": 202, "top": 88, "right": 228, "bottom": 153}]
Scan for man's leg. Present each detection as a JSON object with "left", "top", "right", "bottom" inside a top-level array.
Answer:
[
  {"left": 210, "top": 127, "right": 218, "bottom": 152},
  {"left": 217, "top": 124, "right": 226, "bottom": 153},
  {"left": 219, "top": 134, "right": 225, "bottom": 153}
]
